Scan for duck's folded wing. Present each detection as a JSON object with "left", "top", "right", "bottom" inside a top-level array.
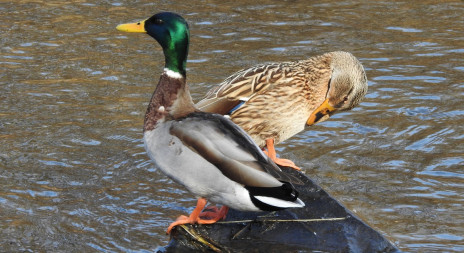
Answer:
[
  {"left": 170, "top": 112, "right": 302, "bottom": 186},
  {"left": 196, "top": 62, "right": 285, "bottom": 114}
]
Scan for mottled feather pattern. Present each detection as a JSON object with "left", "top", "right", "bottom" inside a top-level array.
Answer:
[
  {"left": 198, "top": 52, "right": 335, "bottom": 147},
  {"left": 196, "top": 51, "right": 368, "bottom": 148}
]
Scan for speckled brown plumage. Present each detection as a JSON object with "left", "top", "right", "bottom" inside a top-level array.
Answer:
[{"left": 197, "top": 51, "right": 367, "bottom": 149}]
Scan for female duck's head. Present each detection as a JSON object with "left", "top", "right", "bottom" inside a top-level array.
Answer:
[
  {"left": 117, "top": 12, "right": 190, "bottom": 76},
  {"left": 306, "top": 52, "right": 368, "bottom": 125}
]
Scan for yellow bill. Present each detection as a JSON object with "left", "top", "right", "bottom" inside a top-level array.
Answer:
[
  {"left": 307, "top": 98, "right": 336, "bottom": 125},
  {"left": 116, "top": 20, "right": 147, "bottom": 33}
]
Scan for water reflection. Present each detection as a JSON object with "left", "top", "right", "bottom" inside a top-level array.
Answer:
[{"left": 1, "top": 0, "right": 463, "bottom": 252}]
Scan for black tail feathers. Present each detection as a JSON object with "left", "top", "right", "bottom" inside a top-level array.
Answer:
[{"left": 246, "top": 182, "right": 301, "bottom": 211}]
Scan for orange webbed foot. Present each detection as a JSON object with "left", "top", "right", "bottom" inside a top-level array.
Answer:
[
  {"left": 263, "top": 139, "right": 301, "bottom": 171},
  {"left": 271, "top": 157, "right": 301, "bottom": 171},
  {"left": 166, "top": 199, "right": 229, "bottom": 234},
  {"left": 199, "top": 205, "right": 229, "bottom": 221},
  {"left": 166, "top": 215, "right": 191, "bottom": 234}
]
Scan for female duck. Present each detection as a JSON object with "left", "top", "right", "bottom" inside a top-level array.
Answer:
[
  {"left": 116, "top": 12, "right": 304, "bottom": 234},
  {"left": 196, "top": 52, "right": 368, "bottom": 170}
]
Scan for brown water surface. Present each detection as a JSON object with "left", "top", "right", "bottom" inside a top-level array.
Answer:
[{"left": 1, "top": 0, "right": 463, "bottom": 252}]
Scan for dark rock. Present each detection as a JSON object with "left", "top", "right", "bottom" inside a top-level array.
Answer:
[{"left": 160, "top": 167, "right": 400, "bottom": 252}]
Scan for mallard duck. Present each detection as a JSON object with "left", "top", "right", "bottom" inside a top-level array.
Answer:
[
  {"left": 197, "top": 52, "right": 368, "bottom": 170},
  {"left": 116, "top": 12, "right": 304, "bottom": 234}
]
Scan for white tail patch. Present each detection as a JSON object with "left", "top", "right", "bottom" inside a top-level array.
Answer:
[
  {"left": 164, "top": 68, "right": 183, "bottom": 79},
  {"left": 255, "top": 196, "right": 305, "bottom": 208}
]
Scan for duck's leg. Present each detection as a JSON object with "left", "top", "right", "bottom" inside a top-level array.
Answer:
[
  {"left": 263, "top": 138, "right": 301, "bottom": 171},
  {"left": 199, "top": 205, "right": 229, "bottom": 219},
  {"left": 166, "top": 198, "right": 229, "bottom": 234}
]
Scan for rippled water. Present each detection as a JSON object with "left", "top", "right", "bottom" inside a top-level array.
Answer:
[{"left": 1, "top": 0, "right": 463, "bottom": 252}]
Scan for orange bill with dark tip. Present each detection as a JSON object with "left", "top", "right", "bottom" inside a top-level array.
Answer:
[
  {"left": 116, "top": 19, "right": 147, "bottom": 33},
  {"left": 307, "top": 98, "right": 336, "bottom": 125}
]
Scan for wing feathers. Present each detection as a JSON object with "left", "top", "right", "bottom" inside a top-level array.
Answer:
[
  {"left": 170, "top": 115, "right": 282, "bottom": 187},
  {"left": 195, "top": 96, "right": 239, "bottom": 115},
  {"left": 171, "top": 112, "right": 303, "bottom": 185},
  {"left": 196, "top": 62, "right": 285, "bottom": 113}
]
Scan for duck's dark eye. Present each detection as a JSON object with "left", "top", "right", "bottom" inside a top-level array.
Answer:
[
  {"left": 154, "top": 19, "right": 164, "bottom": 25},
  {"left": 343, "top": 96, "right": 349, "bottom": 102}
]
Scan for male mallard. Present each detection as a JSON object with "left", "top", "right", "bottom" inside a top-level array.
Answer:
[
  {"left": 116, "top": 12, "right": 304, "bottom": 234},
  {"left": 197, "top": 52, "right": 368, "bottom": 170}
]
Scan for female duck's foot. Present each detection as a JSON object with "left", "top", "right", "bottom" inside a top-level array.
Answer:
[
  {"left": 166, "top": 198, "right": 229, "bottom": 234},
  {"left": 265, "top": 154, "right": 301, "bottom": 171},
  {"left": 263, "top": 139, "right": 301, "bottom": 171}
]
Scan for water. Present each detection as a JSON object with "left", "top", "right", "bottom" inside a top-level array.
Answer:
[{"left": 1, "top": 0, "right": 463, "bottom": 252}]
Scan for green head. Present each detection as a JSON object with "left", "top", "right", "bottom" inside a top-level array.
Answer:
[{"left": 117, "top": 12, "right": 190, "bottom": 76}]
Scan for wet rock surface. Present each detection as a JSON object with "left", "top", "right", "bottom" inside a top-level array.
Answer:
[{"left": 162, "top": 167, "right": 399, "bottom": 252}]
